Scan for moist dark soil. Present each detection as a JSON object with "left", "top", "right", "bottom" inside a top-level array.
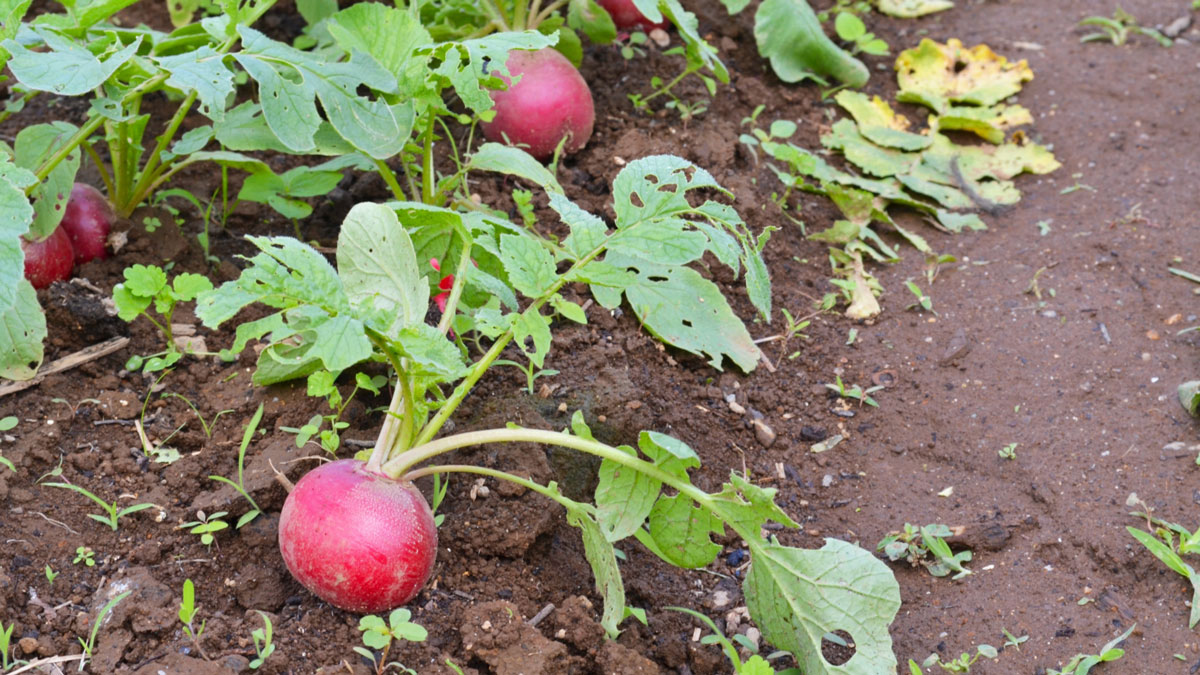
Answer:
[{"left": 4, "top": 0, "right": 1200, "bottom": 673}]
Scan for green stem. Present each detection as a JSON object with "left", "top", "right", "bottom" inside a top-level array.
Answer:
[
  {"left": 636, "top": 65, "right": 699, "bottom": 109},
  {"left": 511, "top": 0, "right": 528, "bottom": 31},
  {"left": 0, "top": 90, "right": 36, "bottom": 127},
  {"left": 367, "top": 383, "right": 405, "bottom": 473},
  {"left": 526, "top": 0, "right": 544, "bottom": 29},
  {"left": 404, "top": 464, "right": 582, "bottom": 512},
  {"left": 421, "top": 114, "right": 436, "bottom": 205},
  {"left": 82, "top": 141, "right": 115, "bottom": 199},
  {"left": 436, "top": 237, "right": 473, "bottom": 336},
  {"left": 125, "top": 90, "right": 198, "bottom": 213},
  {"left": 530, "top": 0, "right": 568, "bottom": 29},
  {"left": 373, "top": 158, "right": 408, "bottom": 202},
  {"left": 480, "top": 0, "right": 511, "bottom": 31},
  {"left": 384, "top": 429, "right": 707, "bottom": 512}
]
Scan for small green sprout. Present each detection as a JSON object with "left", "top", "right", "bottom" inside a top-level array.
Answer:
[
  {"left": 208, "top": 403, "right": 265, "bottom": 529},
  {"left": 1078, "top": 8, "right": 1171, "bottom": 47},
  {"left": 834, "top": 12, "right": 889, "bottom": 55},
  {"left": 179, "top": 579, "right": 210, "bottom": 660},
  {"left": 1045, "top": 625, "right": 1135, "bottom": 674},
  {"left": 998, "top": 443, "right": 1018, "bottom": 460},
  {"left": 879, "top": 524, "right": 973, "bottom": 579},
  {"left": 45, "top": 564, "right": 58, "bottom": 585},
  {"left": 355, "top": 608, "right": 428, "bottom": 675},
  {"left": 74, "top": 546, "right": 96, "bottom": 567},
  {"left": 0, "top": 416, "right": 16, "bottom": 472},
  {"left": 113, "top": 264, "right": 213, "bottom": 372},
  {"left": 45, "top": 482, "right": 156, "bottom": 531},
  {"left": 79, "top": 592, "right": 130, "bottom": 671},
  {"left": 825, "top": 375, "right": 884, "bottom": 407},
  {"left": 249, "top": 611, "right": 276, "bottom": 669},
  {"left": 179, "top": 511, "right": 230, "bottom": 547},
  {"left": 1002, "top": 627, "right": 1029, "bottom": 651}
]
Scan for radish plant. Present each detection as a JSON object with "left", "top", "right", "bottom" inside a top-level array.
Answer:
[{"left": 198, "top": 157, "right": 902, "bottom": 671}]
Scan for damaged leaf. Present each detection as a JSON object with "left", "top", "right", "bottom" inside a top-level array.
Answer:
[
  {"left": 822, "top": 119, "right": 920, "bottom": 177},
  {"left": 932, "top": 104, "right": 1033, "bottom": 144},
  {"left": 834, "top": 90, "right": 931, "bottom": 151},
  {"left": 896, "top": 38, "right": 1033, "bottom": 113}
]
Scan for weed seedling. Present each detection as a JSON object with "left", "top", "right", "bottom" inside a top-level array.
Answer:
[
  {"left": 0, "top": 416, "right": 16, "bottom": 472},
  {"left": 1126, "top": 493, "right": 1200, "bottom": 627},
  {"left": 1001, "top": 627, "right": 1029, "bottom": 651},
  {"left": 209, "top": 403, "right": 265, "bottom": 528},
  {"left": 45, "top": 482, "right": 155, "bottom": 531},
  {"left": 1045, "top": 625, "right": 1135, "bottom": 674},
  {"left": 249, "top": 611, "right": 275, "bottom": 669},
  {"left": 904, "top": 280, "right": 933, "bottom": 313},
  {"left": 912, "top": 644, "right": 998, "bottom": 672},
  {"left": 178, "top": 579, "right": 209, "bottom": 660},
  {"left": 355, "top": 608, "right": 427, "bottom": 675},
  {"left": 179, "top": 511, "right": 230, "bottom": 548},
  {"left": 825, "top": 375, "right": 884, "bottom": 407},
  {"left": 79, "top": 592, "right": 130, "bottom": 671},
  {"left": 45, "top": 564, "right": 58, "bottom": 585},
  {"left": 113, "top": 264, "right": 213, "bottom": 373},
  {"left": 282, "top": 373, "right": 384, "bottom": 454},
  {"left": 160, "top": 392, "right": 232, "bottom": 439},
  {"left": 74, "top": 546, "right": 95, "bottom": 567},
  {"left": 1078, "top": 8, "right": 1171, "bottom": 47},
  {"left": 667, "top": 607, "right": 791, "bottom": 674},
  {"left": 998, "top": 443, "right": 1018, "bottom": 460},
  {"left": 834, "top": 13, "right": 889, "bottom": 55},
  {"left": 879, "top": 524, "right": 973, "bottom": 579},
  {"left": 1, "top": 619, "right": 22, "bottom": 671},
  {"left": 1059, "top": 172, "right": 1097, "bottom": 195}
]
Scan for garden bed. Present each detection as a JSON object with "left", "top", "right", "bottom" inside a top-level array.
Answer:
[{"left": 3, "top": 0, "right": 1200, "bottom": 673}]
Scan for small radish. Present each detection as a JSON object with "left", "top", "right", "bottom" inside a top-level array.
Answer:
[
  {"left": 60, "top": 183, "right": 113, "bottom": 264},
  {"left": 598, "top": 0, "right": 667, "bottom": 30},
  {"left": 278, "top": 459, "right": 438, "bottom": 613},
  {"left": 481, "top": 48, "right": 595, "bottom": 162},
  {"left": 22, "top": 226, "right": 74, "bottom": 289}
]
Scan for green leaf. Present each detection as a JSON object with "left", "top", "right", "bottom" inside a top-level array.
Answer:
[
  {"left": 158, "top": 47, "right": 235, "bottom": 121},
  {"left": 552, "top": 193, "right": 608, "bottom": 259},
  {"left": 0, "top": 280, "right": 46, "bottom": 380},
  {"left": 234, "top": 26, "right": 410, "bottom": 159},
  {"left": 172, "top": 273, "right": 213, "bottom": 302},
  {"left": 4, "top": 28, "right": 141, "bottom": 95},
  {"left": 112, "top": 283, "right": 151, "bottom": 321},
  {"left": 877, "top": 0, "right": 954, "bottom": 18},
  {"left": 822, "top": 119, "right": 920, "bottom": 177},
  {"left": 605, "top": 253, "right": 760, "bottom": 372},
  {"left": 648, "top": 493, "right": 724, "bottom": 568},
  {"left": 337, "top": 203, "right": 429, "bottom": 338},
  {"left": 834, "top": 13, "right": 865, "bottom": 41},
  {"left": 513, "top": 306, "right": 552, "bottom": 368},
  {"left": 753, "top": 0, "right": 868, "bottom": 87},
  {"left": 744, "top": 538, "right": 901, "bottom": 673},
  {"left": 424, "top": 31, "right": 558, "bottom": 115},
  {"left": 0, "top": 161, "right": 36, "bottom": 313},
  {"left": 595, "top": 444, "right": 661, "bottom": 542},
  {"left": 212, "top": 102, "right": 356, "bottom": 156},
  {"left": 395, "top": 323, "right": 467, "bottom": 379},
  {"left": 14, "top": 122, "right": 80, "bottom": 240},
  {"left": 499, "top": 233, "right": 557, "bottom": 298},
  {"left": 122, "top": 264, "right": 169, "bottom": 298},
  {"left": 326, "top": 3, "right": 432, "bottom": 94},
  {"left": 566, "top": 503, "right": 627, "bottom": 637},
  {"left": 612, "top": 155, "right": 721, "bottom": 225},
  {"left": 549, "top": 295, "right": 586, "bottom": 324},
  {"left": 1179, "top": 381, "right": 1200, "bottom": 417},
  {"left": 567, "top": 0, "right": 617, "bottom": 45},
  {"left": 467, "top": 143, "right": 564, "bottom": 195},
  {"left": 895, "top": 38, "right": 1032, "bottom": 114}
]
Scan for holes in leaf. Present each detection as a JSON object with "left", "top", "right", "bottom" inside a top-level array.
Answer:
[
  {"left": 681, "top": 319, "right": 692, "bottom": 328},
  {"left": 820, "top": 629, "right": 856, "bottom": 666},
  {"left": 658, "top": 183, "right": 677, "bottom": 194},
  {"left": 953, "top": 59, "right": 968, "bottom": 73},
  {"left": 629, "top": 192, "right": 645, "bottom": 208}
]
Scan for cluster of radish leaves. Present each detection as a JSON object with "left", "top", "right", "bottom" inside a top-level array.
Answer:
[
  {"left": 0, "top": 0, "right": 558, "bottom": 379},
  {"left": 195, "top": 156, "right": 901, "bottom": 672}
]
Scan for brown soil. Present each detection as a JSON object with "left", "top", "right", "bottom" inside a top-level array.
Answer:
[{"left": 4, "top": 0, "right": 1200, "bottom": 673}]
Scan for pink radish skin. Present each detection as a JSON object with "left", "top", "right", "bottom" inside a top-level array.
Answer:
[
  {"left": 279, "top": 459, "right": 438, "bottom": 613},
  {"left": 22, "top": 226, "right": 74, "bottom": 289},
  {"left": 481, "top": 48, "right": 595, "bottom": 162},
  {"left": 597, "top": 0, "right": 667, "bottom": 30},
  {"left": 60, "top": 183, "right": 113, "bottom": 264}
]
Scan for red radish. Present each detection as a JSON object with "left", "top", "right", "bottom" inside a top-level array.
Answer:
[
  {"left": 278, "top": 459, "right": 437, "bottom": 613},
  {"left": 481, "top": 48, "right": 595, "bottom": 162},
  {"left": 22, "top": 226, "right": 74, "bottom": 289},
  {"left": 59, "top": 183, "right": 113, "bottom": 264},
  {"left": 597, "top": 0, "right": 667, "bottom": 30}
]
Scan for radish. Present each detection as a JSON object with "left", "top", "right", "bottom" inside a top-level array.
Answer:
[
  {"left": 60, "top": 183, "right": 113, "bottom": 264},
  {"left": 22, "top": 226, "right": 75, "bottom": 289},
  {"left": 481, "top": 48, "right": 595, "bottom": 161},
  {"left": 278, "top": 458, "right": 438, "bottom": 613},
  {"left": 598, "top": 0, "right": 667, "bottom": 30}
]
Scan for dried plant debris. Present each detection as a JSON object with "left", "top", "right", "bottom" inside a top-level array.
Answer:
[
  {"left": 759, "top": 39, "right": 1058, "bottom": 318},
  {"left": 876, "top": 0, "right": 954, "bottom": 19}
]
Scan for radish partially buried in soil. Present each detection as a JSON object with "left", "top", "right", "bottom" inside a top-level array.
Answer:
[
  {"left": 22, "top": 226, "right": 74, "bottom": 289},
  {"left": 278, "top": 459, "right": 437, "bottom": 613},
  {"left": 59, "top": 183, "right": 113, "bottom": 264},
  {"left": 481, "top": 48, "right": 595, "bottom": 161},
  {"left": 598, "top": 0, "right": 667, "bottom": 30}
]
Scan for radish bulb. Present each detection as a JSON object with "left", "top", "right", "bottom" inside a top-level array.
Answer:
[
  {"left": 481, "top": 48, "right": 595, "bottom": 161},
  {"left": 22, "top": 226, "right": 75, "bottom": 289},
  {"left": 598, "top": 0, "right": 667, "bottom": 30},
  {"left": 60, "top": 183, "right": 113, "bottom": 265},
  {"left": 278, "top": 459, "right": 438, "bottom": 613}
]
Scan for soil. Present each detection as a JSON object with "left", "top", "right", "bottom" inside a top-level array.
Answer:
[{"left": 3, "top": 0, "right": 1200, "bottom": 673}]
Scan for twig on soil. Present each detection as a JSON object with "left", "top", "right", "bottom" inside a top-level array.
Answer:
[
  {"left": 8, "top": 654, "right": 85, "bottom": 674},
  {"left": 27, "top": 510, "right": 80, "bottom": 535},
  {"left": 528, "top": 603, "right": 555, "bottom": 627},
  {"left": 0, "top": 336, "right": 130, "bottom": 398},
  {"left": 343, "top": 438, "right": 375, "bottom": 448}
]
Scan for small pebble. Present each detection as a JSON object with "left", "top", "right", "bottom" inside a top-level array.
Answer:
[
  {"left": 1146, "top": 330, "right": 1160, "bottom": 340},
  {"left": 726, "top": 549, "right": 746, "bottom": 566},
  {"left": 821, "top": 474, "right": 834, "bottom": 488},
  {"left": 752, "top": 419, "right": 776, "bottom": 447},
  {"left": 18, "top": 637, "right": 38, "bottom": 655}
]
